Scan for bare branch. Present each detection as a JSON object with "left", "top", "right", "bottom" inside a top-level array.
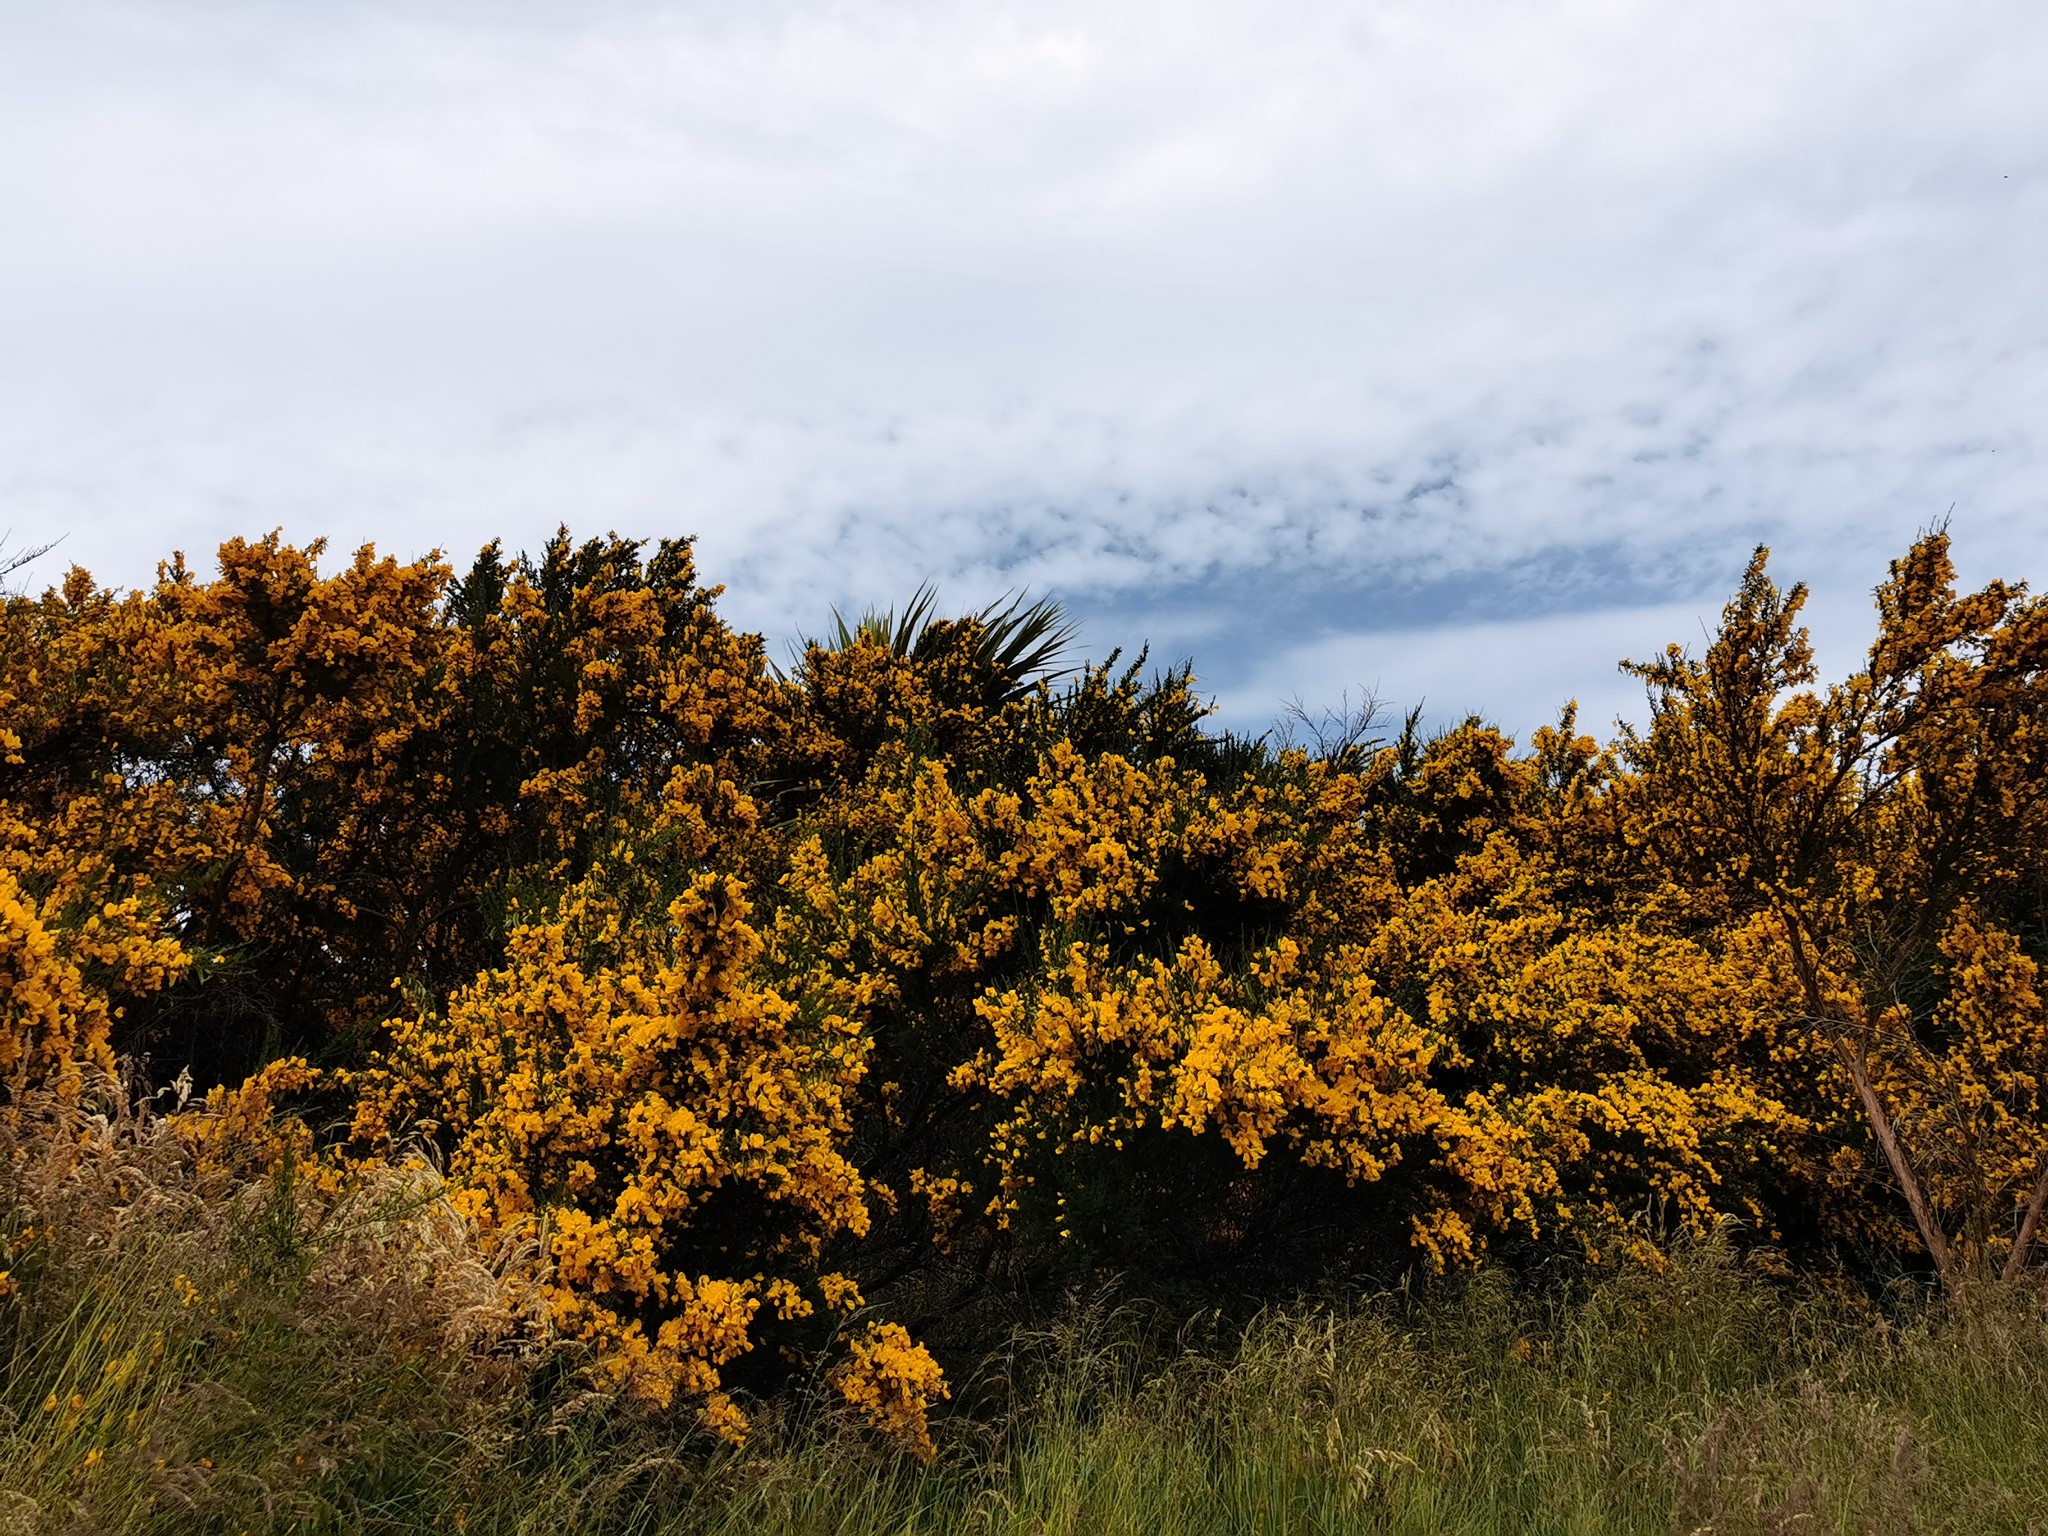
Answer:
[
  {"left": 1275, "top": 685, "right": 1386, "bottom": 764},
  {"left": 0, "top": 529, "right": 64, "bottom": 593}
]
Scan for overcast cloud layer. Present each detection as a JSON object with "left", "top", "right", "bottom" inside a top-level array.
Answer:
[{"left": 3, "top": 0, "right": 2044, "bottom": 736}]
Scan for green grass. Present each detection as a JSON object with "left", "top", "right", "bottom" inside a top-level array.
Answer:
[{"left": 6, "top": 1097, "right": 2048, "bottom": 1534}]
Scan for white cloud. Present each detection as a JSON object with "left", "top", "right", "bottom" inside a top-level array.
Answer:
[{"left": 0, "top": 0, "right": 2043, "bottom": 719}]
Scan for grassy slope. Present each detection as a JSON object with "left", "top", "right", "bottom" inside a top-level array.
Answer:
[{"left": 5, "top": 1099, "right": 2048, "bottom": 1535}]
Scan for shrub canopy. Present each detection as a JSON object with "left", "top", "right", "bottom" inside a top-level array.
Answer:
[{"left": 5, "top": 525, "right": 2046, "bottom": 1447}]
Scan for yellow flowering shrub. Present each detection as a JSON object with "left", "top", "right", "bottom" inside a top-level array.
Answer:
[
  {"left": 1618, "top": 533, "right": 2048, "bottom": 1283},
  {"left": 7, "top": 519, "right": 2048, "bottom": 1451},
  {"left": 0, "top": 529, "right": 786, "bottom": 1081},
  {"left": 0, "top": 838, "right": 187, "bottom": 1099},
  {"left": 349, "top": 772, "right": 879, "bottom": 1436},
  {"left": 1879, "top": 906, "right": 2048, "bottom": 1267},
  {"left": 1366, "top": 838, "right": 1810, "bottom": 1260}
]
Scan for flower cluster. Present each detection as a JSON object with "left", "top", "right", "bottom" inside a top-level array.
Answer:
[
  {"left": 830, "top": 1322, "right": 950, "bottom": 1461},
  {"left": 351, "top": 850, "right": 875, "bottom": 1437}
]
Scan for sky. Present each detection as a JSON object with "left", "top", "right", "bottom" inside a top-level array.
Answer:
[{"left": 2, "top": 0, "right": 2044, "bottom": 740}]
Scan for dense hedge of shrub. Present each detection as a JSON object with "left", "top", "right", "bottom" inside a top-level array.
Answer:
[{"left": 4, "top": 525, "right": 2045, "bottom": 1453}]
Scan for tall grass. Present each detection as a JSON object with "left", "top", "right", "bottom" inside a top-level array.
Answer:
[
  {"left": 690, "top": 1265, "right": 2048, "bottom": 1536},
  {"left": 5, "top": 1089, "right": 2047, "bottom": 1534}
]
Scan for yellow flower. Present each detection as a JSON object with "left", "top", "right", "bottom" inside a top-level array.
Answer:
[{"left": 831, "top": 1322, "right": 949, "bottom": 1460}]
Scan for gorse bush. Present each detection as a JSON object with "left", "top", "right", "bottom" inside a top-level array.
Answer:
[{"left": 3, "top": 523, "right": 2047, "bottom": 1467}]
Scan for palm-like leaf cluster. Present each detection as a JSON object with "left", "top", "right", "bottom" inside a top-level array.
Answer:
[{"left": 819, "top": 584, "right": 1080, "bottom": 701}]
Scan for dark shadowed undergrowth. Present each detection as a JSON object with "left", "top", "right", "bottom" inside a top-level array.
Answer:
[{"left": 5, "top": 1092, "right": 2046, "bottom": 1536}]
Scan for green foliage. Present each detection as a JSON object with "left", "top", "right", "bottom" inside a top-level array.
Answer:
[{"left": 815, "top": 585, "right": 1080, "bottom": 704}]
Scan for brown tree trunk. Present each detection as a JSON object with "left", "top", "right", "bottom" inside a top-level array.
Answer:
[
  {"left": 1829, "top": 1032, "right": 1956, "bottom": 1292},
  {"left": 1778, "top": 909, "right": 1956, "bottom": 1292},
  {"left": 2001, "top": 1155, "right": 2048, "bottom": 1284}
]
